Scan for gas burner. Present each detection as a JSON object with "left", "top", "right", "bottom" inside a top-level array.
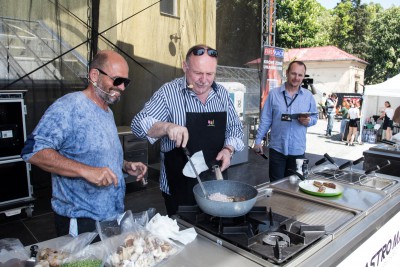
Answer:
[
  {"left": 262, "top": 232, "right": 291, "bottom": 247},
  {"left": 176, "top": 205, "right": 326, "bottom": 264}
]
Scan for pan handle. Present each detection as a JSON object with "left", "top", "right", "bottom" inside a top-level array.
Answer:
[
  {"left": 288, "top": 169, "right": 306, "bottom": 181},
  {"left": 213, "top": 165, "right": 223, "bottom": 180},
  {"left": 315, "top": 157, "right": 327, "bottom": 166},
  {"left": 338, "top": 161, "right": 352, "bottom": 170},
  {"left": 353, "top": 157, "right": 364, "bottom": 166}
]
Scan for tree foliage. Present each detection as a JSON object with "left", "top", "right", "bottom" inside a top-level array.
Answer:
[
  {"left": 275, "top": 0, "right": 329, "bottom": 48},
  {"left": 364, "top": 7, "right": 400, "bottom": 83}
]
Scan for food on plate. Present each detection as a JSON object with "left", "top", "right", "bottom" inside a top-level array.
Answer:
[
  {"left": 322, "top": 182, "right": 336, "bottom": 189},
  {"left": 317, "top": 186, "right": 326, "bottom": 193},
  {"left": 108, "top": 230, "right": 178, "bottom": 267},
  {"left": 313, "top": 181, "right": 323, "bottom": 188},
  {"left": 312, "top": 180, "right": 336, "bottom": 193}
]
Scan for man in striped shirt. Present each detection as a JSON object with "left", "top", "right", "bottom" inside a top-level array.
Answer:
[{"left": 131, "top": 44, "right": 244, "bottom": 216}]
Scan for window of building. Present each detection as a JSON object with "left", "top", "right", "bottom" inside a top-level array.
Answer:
[{"left": 160, "top": 0, "right": 178, "bottom": 17}]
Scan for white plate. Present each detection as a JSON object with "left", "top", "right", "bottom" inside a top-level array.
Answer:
[{"left": 299, "top": 180, "right": 343, "bottom": 197}]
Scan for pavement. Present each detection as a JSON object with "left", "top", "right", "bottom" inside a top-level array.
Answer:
[{"left": 305, "top": 118, "right": 376, "bottom": 161}]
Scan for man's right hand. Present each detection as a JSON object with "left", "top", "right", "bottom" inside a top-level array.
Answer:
[
  {"left": 165, "top": 123, "right": 189, "bottom": 147},
  {"left": 84, "top": 167, "right": 118, "bottom": 187},
  {"left": 253, "top": 144, "right": 264, "bottom": 154}
]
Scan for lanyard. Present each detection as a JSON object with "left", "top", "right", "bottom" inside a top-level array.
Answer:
[{"left": 283, "top": 91, "right": 298, "bottom": 112}]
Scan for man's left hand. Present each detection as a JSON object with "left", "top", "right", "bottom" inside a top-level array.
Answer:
[
  {"left": 298, "top": 115, "right": 311, "bottom": 126},
  {"left": 216, "top": 147, "right": 233, "bottom": 171},
  {"left": 124, "top": 161, "right": 148, "bottom": 181}
]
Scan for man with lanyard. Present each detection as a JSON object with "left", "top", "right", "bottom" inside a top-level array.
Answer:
[
  {"left": 253, "top": 61, "right": 318, "bottom": 182},
  {"left": 131, "top": 44, "right": 244, "bottom": 216}
]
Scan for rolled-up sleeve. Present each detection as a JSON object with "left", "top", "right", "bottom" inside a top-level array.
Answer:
[{"left": 131, "top": 89, "right": 169, "bottom": 144}]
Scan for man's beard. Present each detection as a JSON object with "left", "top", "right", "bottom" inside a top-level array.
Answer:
[{"left": 95, "top": 86, "right": 121, "bottom": 104}]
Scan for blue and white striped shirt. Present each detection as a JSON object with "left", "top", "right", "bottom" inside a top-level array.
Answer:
[{"left": 131, "top": 77, "right": 244, "bottom": 194}]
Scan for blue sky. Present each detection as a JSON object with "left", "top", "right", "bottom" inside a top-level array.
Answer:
[{"left": 316, "top": 0, "right": 398, "bottom": 9}]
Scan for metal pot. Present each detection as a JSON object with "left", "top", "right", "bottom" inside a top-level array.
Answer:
[{"left": 193, "top": 180, "right": 258, "bottom": 217}]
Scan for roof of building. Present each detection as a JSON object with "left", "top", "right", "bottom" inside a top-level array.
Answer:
[{"left": 245, "top": 46, "right": 368, "bottom": 66}]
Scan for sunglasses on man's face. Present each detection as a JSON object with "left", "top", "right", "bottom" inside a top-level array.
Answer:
[
  {"left": 96, "top": 68, "right": 131, "bottom": 87},
  {"left": 191, "top": 48, "right": 218, "bottom": 58}
]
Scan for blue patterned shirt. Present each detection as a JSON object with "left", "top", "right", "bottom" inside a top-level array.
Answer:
[
  {"left": 131, "top": 77, "right": 244, "bottom": 194},
  {"left": 255, "top": 84, "right": 318, "bottom": 155},
  {"left": 21, "top": 92, "right": 124, "bottom": 221}
]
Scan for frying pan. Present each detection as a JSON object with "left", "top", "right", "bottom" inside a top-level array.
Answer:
[{"left": 193, "top": 180, "right": 258, "bottom": 217}]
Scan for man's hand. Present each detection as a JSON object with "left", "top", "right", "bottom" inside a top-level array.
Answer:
[
  {"left": 123, "top": 161, "right": 148, "bottom": 182},
  {"left": 253, "top": 144, "right": 264, "bottom": 154},
  {"left": 83, "top": 166, "right": 118, "bottom": 187},
  {"left": 216, "top": 148, "right": 232, "bottom": 171},
  {"left": 298, "top": 114, "right": 311, "bottom": 126},
  {"left": 165, "top": 123, "right": 189, "bottom": 147}
]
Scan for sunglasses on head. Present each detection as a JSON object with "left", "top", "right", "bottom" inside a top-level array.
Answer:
[
  {"left": 191, "top": 48, "right": 218, "bottom": 58},
  {"left": 96, "top": 68, "right": 131, "bottom": 87}
]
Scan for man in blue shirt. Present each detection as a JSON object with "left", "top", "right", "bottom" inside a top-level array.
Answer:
[
  {"left": 253, "top": 61, "right": 318, "bottom": 182},
  {"left": 21, "top": 50, "right": 147, "bottom": 236}
]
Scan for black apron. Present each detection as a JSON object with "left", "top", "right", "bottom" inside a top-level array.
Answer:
[{"left": 164, "top": 108, "right": 227, "bottom": 215}]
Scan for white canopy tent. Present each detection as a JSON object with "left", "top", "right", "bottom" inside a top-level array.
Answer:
[
  {"left": 360, "top": 74, "right": 400, "bottom": 141},
  {"left": 361, "top": 73, "right": 400, "bottom": 121}
]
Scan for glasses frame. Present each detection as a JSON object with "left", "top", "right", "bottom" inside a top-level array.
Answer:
[
  {"left": 96, "top": 68, "right": 131, "bottom": 87},
  {"left": 191, "top": 48, "right": 218, "bottom": 58}
]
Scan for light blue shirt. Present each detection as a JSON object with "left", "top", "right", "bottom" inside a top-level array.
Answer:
[
  {"left": 255, "top": 83, "right": 318, "bottom": 155},
  {"left": 131, "top": 77, "right": 244, "bottom": 194},
  {"left": 21, "top": 92, "right": 124, "bottom": 221}
]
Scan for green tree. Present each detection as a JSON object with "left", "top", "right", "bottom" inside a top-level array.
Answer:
[
  {"left": 330, "top": 0, "right": 353, "bottom": 50},
  {"left": 275, "top": 0, "right": 329, "bottom": 48},
  {"left": 364, "top": 7, "right": 400, "bottom": 84}
]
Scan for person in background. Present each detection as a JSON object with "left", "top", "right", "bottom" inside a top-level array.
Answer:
[
  {"left": 346, "top": 102, "right": 360, "bottom": 146},
  {"left": 319, "top": 92, "right": 327, "bottom": 119},
  {"left": 339, "top": 101, "right": 349, "bottom": 141},
  {"left": 21, "top": 50, "right": 147, "bottom": 236},
  {"left": 380, "top": 101, "right": 394, "bottom": 141},
  {"left": 131, "top": 44, "right": 244, "bottom": 216},
  {"left": 253, "top": 61, "right": 318, "bottom": 182},
  {"left": 325, "top": 93, "right": 338, "bottom": 137}
]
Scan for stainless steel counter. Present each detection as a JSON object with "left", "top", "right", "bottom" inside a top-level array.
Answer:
[{"left": 28, "top": 173, "right": 400, "bottom": 267}]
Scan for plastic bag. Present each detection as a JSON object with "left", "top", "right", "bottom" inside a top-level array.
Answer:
[
  {"left": 35, "top": 232, "right": 98, "bottom": 267},
  {"left": 97, "top": 210, "right": 181, "bottom": 267},
  {"left": 96, "top": 209, "right": 156, "bottom": 241},
  {"left": 0, "top": 238, "right": 29, "bottom": 267}
]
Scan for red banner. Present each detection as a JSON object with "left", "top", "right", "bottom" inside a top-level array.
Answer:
[{"left": 260, "top": 46, "right": 284, "bottom": 110}]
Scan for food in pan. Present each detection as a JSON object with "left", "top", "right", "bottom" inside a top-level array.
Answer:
[
  {"left": 208, "top": 192, "right": 246, "bottom": 202},
  {"left": 323, "top": 182, "right": 336, "bottom": 189},
  {"left": 209, "top": 192, "right": 234, "bottom": 202}
]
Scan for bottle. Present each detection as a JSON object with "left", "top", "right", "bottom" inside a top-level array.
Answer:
[{"left": 302, "top": 159, "right": 309, "bottom": 179}]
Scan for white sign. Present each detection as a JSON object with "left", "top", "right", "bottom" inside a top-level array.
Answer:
[
  {"left": 338, "top": 212, "right": 400, "bottom": 267},
  {"left": 1, "top": 130, "right": 13, "bottom": 138}
]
